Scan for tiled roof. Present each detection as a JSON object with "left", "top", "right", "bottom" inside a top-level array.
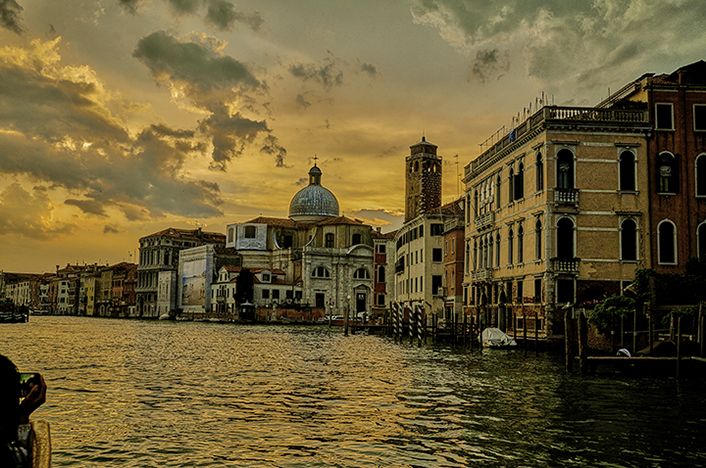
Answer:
[
  {"left": 141, "top": 227, "right": 225, "bottom": 242},
  {"left": 439, "top": 198, "right": 465, "bottom": 216},
  {"left": 244, "top": 217, "right": 300, "bottom": 228},
  {"left": 372, "top": 229, "right": 397, "bottom": 239},
  {"left": 316, "top": 215, "right": 366, "bottom": 226}
]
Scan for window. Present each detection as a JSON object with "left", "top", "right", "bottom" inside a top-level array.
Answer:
[
  {"left": 353, "top": 268, "right": 370, "bottom": 279},
  {"left": 430, "top": 224, "right": 443, "bottom": 236},
  {"left": 536, "top": 153, "right": 544, "bottom": 191},
  {"left": 517, "top": 281, "right": 523, "bottom": 303},
  {"left": 244, "top": 225, "right": 256, "bottom": 238},
  {"left": 325, "top": 233, "right": 334, "bottom": 248},
  {"left": 432, "top": 275, "right": 442, "bottom": 295},
  {"left": 697, "top": 154, "right": 706, "bottom": 196},
  {"left": 378, "top": 266, "right": 386, "bottom": 283},
  {"left": 658, "top": 152, "right": 677, "bottom": 193},
  {"left": 517, "top": 226, "right": 524, "bottom": 263},
  {"left": 695, "top": 104, "right": 706, "bottom": 131},
  {"left": 620, "top": 219, "right": 638, "bottom": 261},
  {"left": 535, "top": 219, "right": 542, "bottom": 260},
  {"left": 508, "top": 167, "right": 515, "bottom": 202},
  {"left": 495, "top": 232, "right": 501, "bottom": 266},
  {"left": 534, "top": 278, "right": 542, "bottom": 303},
  {"left": 377, "top": 244, "right": 386, "bottom": 254},
  {"left": 432, "top": 248, "right": 443, "bottom": 263},
  {"left": 419, "top": 225, "right": 424, "bottom": 237},
  {"left": 352, "top": 233, "right": 362, "bottom": 245},
  {"left": 227, "top": 228, "right": 234, "bottom": 243},
  {"left": 377, "top": 294, "right": 385, "bottom": 306},
  {"left": 658, "top": 220, "right": 677, "bottom": 264},
  {"left": 619, "top": 151, "right": 636, "bottom": 192},
  {"left": 262, "top": 289, "right": 270, "bottom": 299},
  {"left": 698, "top": 222, "right": 706, "bottom": 261},
  {"left": 282, "top": 235, "right": 293, "bottom": 248},
  {"left": 465, "top": 242, "right": 470, "bottom": 274},
  {"left": 272, "top": 289, "right": 280, "bottom": 300},
  {"left": 557, "top": 149, "right": 574, "bottom": 189},
  {"left": 496, "top": 175, "right": 502, "bottom": 208},
  {"left": 488, "top": 236, "right": 494, "bottom": 268},
  {"left": 656, "top": 103, "right": 674, "bottom": 130},
  {"left": 262, "top": 273, "right": 271, "bottom": 282},
  {"left": 556, "top": 279, "right": 575, "bottom": 304},
  {"left": 312, "top": 266, "right": 330, "bottom": 278},
  {"left": 508, "top": 229, "right": 514, "bottom": 264},
  {"left": 557, "top": 218, "right": 574, "bottom": 259},
  {"left": 515, "top": 162, "right": 524, "bottom": 199}
]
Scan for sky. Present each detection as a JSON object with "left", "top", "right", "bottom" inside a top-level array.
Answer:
[{"left": 1, "top": 0, "right": 705, "bottom": 273}]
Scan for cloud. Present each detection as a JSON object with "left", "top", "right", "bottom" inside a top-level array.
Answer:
[
  {"left": 0, "top": 0, "right": 25, "bottom": 34},
  {"left": 103, "top": 224, "right": 122, "bottom": 234},
  {"left": 0, "top": 183, "right": 78, "bottom": 239},
  {"left": 0, "top": 39, "right": 226, "bottom": 223},
  {"left": 411, "top": 0, "right": 706, "bottom": 95},
  {"left": 134, "top": 30, "right": 284, "bottom": 169},
  {"left": 260, "top": 135, "right": 288, "bottom": 168},
  {"left": 205, "top": 0, "right": 263, "bottom": 31},
  {"left": 295, "top": 93, "right": 311, "bottom": 109},
  {"left": 289, "top": 51, "right": 344, "bottom": 88},
  {"left": 117, "top": 0, "right": 139, "bottom": 14},
  {"left": 471, "top": 48, "right": 510, "bottom": 83},
  {"left": 360, "top": 62, "right": 377, "bottom": 77}
]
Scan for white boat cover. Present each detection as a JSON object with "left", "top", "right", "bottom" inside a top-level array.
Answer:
[{"left": 480, "top": 328, "right": 517, "bottom": 347}]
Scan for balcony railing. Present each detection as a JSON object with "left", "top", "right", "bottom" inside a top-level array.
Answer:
[
  {"left": 552, "top": 257, "right": 580, "bottom": 274},
  {"left": 474, "top": 211, "right": 495, "bottom": 230},
  {"left": 554, "top": 188, "right": 579, "bottom": 205},
  {"left": 471, "top": 268, "right": 493, "bottom": 282}
]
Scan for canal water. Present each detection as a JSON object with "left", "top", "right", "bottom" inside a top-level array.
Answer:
[{"left": 1, "top": 316, "right": 704, "bottom": 467}]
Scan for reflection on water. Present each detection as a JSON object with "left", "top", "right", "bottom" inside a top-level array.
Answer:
[{"left": 1, "top": 316, "right": 705, "bottom": 467}]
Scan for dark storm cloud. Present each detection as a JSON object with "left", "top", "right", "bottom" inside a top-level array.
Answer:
[
  {"left": 289, "top": 52, "right": 344, "bottom": 88},
  {"left": 471, "top": 49, "right": 510, "bottom": 83},
  {"left": 0, "top": 45, "right": 225, "bottom": 222},
  {"left": 205, "top": 0, "right": 263, "bottom": 31},
  {"left": 134, "top": 30, "right": 260, "bottom": 92},
  {"left": 0, "top": 0, "right": 25, "bottom": 34},
  {"left": 134, "top": 31, "right": 282, "bottom": 169},
  {"left": 411, "top": 0, "right": 706, "bottom": 90},
  {"left": 168, "top": 0, "right": 200, "bottom": 14}
]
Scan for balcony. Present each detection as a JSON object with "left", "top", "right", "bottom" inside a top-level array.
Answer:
[
  {"left": 471, "top": 268, "right": 493, "bottom": 282},
  {"left": 552, "top": 257, "right": 580, "bottom": 274},
  {"left": 474, "top": 211, "right": 495, "bottom": 231},
  {"left": 554, "top": 188, "right": 579, "bottom": 205}
]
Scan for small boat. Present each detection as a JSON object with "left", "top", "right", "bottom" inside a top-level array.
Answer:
[{"left": 480, "top": 328, "right": 517, "bottom": 348}]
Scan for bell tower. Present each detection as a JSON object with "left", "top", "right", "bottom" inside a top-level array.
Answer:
[{"left": 405, "top": 136, "right": 442, "bottom": 222}]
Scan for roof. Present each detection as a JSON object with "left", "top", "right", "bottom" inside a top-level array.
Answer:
[
  {"left": 315, "top": 215, "right": 367, "bottom": 226},
  {"left": 372, "top": 229, "right": 397, "bottom": 240},
  {"left": 439, "top": 197, "right": 465, "bottom": 216},
  {"left": 141, "top": 227, "right": 225, "bottom": 242},
  {"left": 244, "top": 217, "right": 299, "bottom": 228}
]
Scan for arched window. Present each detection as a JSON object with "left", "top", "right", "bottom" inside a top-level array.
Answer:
[
  {"left": 508, "top": 168, "right": 515, "bottom": 203},
  {"left": 535, "top": 219, "right": 542, "bottom": 260},
  {"left": 312, "top": 266, "right": 330, "bottom": 278},
  {"left": 698, "top": 222, "right": 706, "bottom": 261},
  {"left": 696, "top": 154, "right": 706, "bottom": 196},
  {"left": 473, "top": 240, "right": 478, "bottom": 270},
  {"left": 658, "top": 152, "right": 677, "bottom": 194},
  {"left": 515, "top": 162, "right": 524, "bottom": 199},
  {"left": 378, "top": 266, "right": 386, "bottom": 283},
  {"left": 325, "top": 233, "right": 334, "bottom": 248},
  {"left": 508, "top": 229, "right": 514, "bottom": 264},
  {"left": 414, "top": 161, "right": 419, "bottom": 172},
  {"left": 489, "top": 235, "right": 494, "bottom": 268},
  {"left": 620, "top": 219, "right": 638, "bottom": 261},
  {"left": 496, "top": 175, "right": 502, "bottom": 208},
  {"left": 658, "top": 220, "right": 677, "bottom": 264},
  {"left": 536, "top": 152, "right": 544, "bottom": 191},
  {"left": 495, "top": 232, "right": 501, "bottom": 266},
  {"left": 619, "top": 151, "right": 636, "bottom": 192},
  {"left": 353, "top": 268, "right": 370, "bottom": 279},
  {"left": 557, "top": 149, "right": 574, "bottom": 189},
  {"left": 474, "top": 190, "right": 479, "bottom": 216},
  {"left": 244, "top": 225, "right": 256, "bottom": 238},
  {"left": 557, "top": 218, "right": 574, "bottom": 259},
  {"left": 482, "top": 237, "right": 488, "bottom": 268},
  {"left": 517, "top": 226, "right": 524, "bottom": 263}
]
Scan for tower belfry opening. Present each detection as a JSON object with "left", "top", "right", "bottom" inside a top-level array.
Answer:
[{"left": 405, "top": 136, "right": 442, "bottom": 222}]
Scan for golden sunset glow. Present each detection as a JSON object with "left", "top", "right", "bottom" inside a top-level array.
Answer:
[{"left": 1, "top": 0, "right": 705, "bottom": 273}]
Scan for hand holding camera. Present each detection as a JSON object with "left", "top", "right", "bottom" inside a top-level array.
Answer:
[{"left": 18, "top": 372, "right": 47, "bottom": 425}]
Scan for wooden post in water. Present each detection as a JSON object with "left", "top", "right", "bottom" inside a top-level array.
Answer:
[
  {"left": 700, "top": 303, "right": 705, "bottom": 358},
  {"left": 416, "top": 305, "right": 423, "bottom": 348},
  {"left": 578, "top": 310, "right": 588, "bottom": 375},
  {"left": 522, "top": 307, "right": 528, "bottom": 348},
  {"left": 610, "top": 310, "right": 615, "bottom": 355},
  {"left": 564, "top": 308, "right": 573, "bottom": 373},
  {"left": 646, "top": 302, "right": 653, "bottom": 356},
  {"left": 620, "top": 315, "right": 625, "bottom": 348},
  {"left": 677, "top": 315, "right": 683, "bottom": 379},
  {"left": 632, "top": 309, "right": 638, "bottom": 355},
  {"left": 534, "top": 310, "right": 539, "bottom": 350}
]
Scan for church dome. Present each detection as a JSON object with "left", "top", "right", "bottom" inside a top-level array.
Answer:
[{"left": 289, "top": 165, "right": 340, "bottom": 222}]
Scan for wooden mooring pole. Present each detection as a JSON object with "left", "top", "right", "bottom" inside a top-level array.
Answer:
[
  {"left": 564, "top": 308, "right": 573, "bottom": 373},
  {"left": 578, "top": 310, "right": 588, "bottom": 375},
  {"left": 676, "top": 316, "right": 682, "bottom": 379}
]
